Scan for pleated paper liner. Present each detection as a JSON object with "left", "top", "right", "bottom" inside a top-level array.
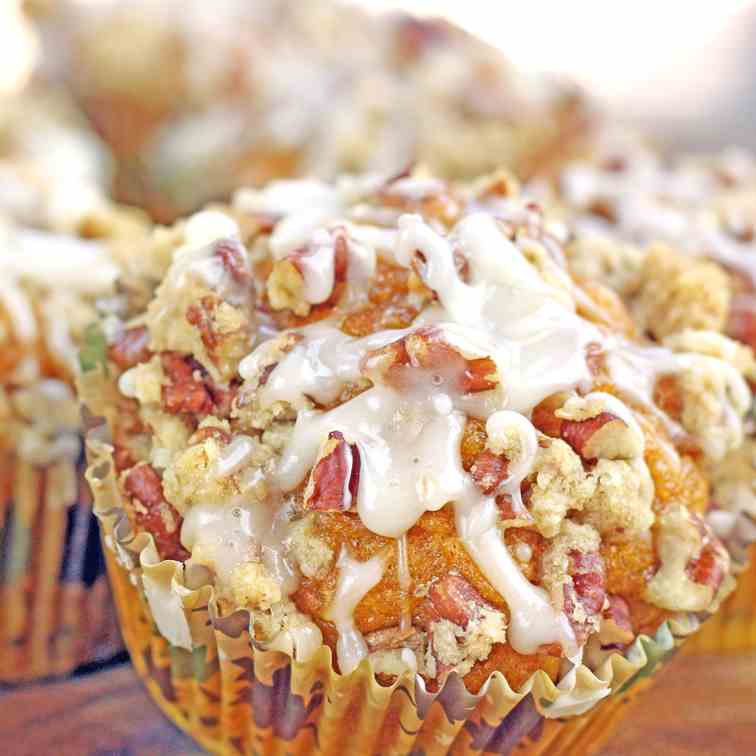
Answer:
[
  {"left": 685, "top": 544, "right": 756, "bottom": 653},
  {"left": 87, "top": 438, "right": 713, "bottom": 756},
  {"left": 0, "top": 449, "right": 123, "bottom": 684}
]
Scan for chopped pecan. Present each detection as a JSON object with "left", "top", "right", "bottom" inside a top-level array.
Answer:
[
  {"left": 364, "top": 625, "right": 419, "bottom": 653},
  {"left": 362, "top": 326, "right": 498, "bottom": 393},
  {"left": 532, "top": 394, "right": 638, "bottom": 460},
  {"left": 470, "top": 450, "right": 509, "bottom": 495},
  {"left": 303, "top": 431, "right": 360, "bottom": 511},
  {"left": 160, "top": 352, "right": 215, "bottom": 416},
  {"left": 123, "top": 463, "right": 164, "bottom": 506},
  {"left": 587, "top": 198, "right": 618, "bottom": 224},
  {"left": 563, "top": 550, "right": 606, "bottom": 645},
  {"left": 123, "top": 464, "right": 189, "bottom": 561},
  {"left": 108, "top": 326, "right": 152, "bottom": 369},
  {"left": 530, "top": 393, "right": 566, "bottom": 438},
  {"left": 162, "top": 377, "right": 214, "bottom": 415},
  {"left": 561, "top": 413, "right": 637, "bottom": 461},
  {"left": 686, "top": 515, "right": 729, "bottom": 596},
  {"left": 727, "top": 294, "right": 756, "bottom": 351},
  {"left": 186, "top": 296, "right": 219, "bottom": 350},
  {"left": 586, "top": 342, "right": 607, "bottom": 377},
  {"left": 496, "top": 481, "right": 533, "bottom": 521},
  {"left": 653, "top": 374, "right": 684, "bottom": 420},
  {"left": 113, "top": 445, "right": 136, "bottom": 473},
  {"left": 423, "top": 575, "right": 487, "bottom": 629},
  {"left": 599, "top": 595, "right": 634, "bottom": 647},
  {"left": 214, "top": 238, "right": 250, "bottom": 284}
]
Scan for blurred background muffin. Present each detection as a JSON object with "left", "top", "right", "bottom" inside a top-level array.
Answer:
[
  {"left": 0, "top": 82, "right": 148, "bottom": 682},
  {"left": 38, "top": 0, "right": 593, "bottom": 221}
]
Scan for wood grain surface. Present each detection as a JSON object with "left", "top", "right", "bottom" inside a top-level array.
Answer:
[{"left": 1, "top": 652, "right": 754, "bottom": 756}]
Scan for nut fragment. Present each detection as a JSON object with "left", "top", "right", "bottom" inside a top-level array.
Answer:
[
  {"left": 425, "top": 575, "right": 486, "bottom": 628},
  {"left": 303, "top": 431, "right": 360, "bottom": 511},
  {"left": 727, "top": 294, "right": 756, "bottom": 351},
  {"left": 469, "top": 450, "right": 509, "bottom": 495},
  {"left": 214, "top": 238, "right": 251, "bottom": 284},
  {"left": 563, "top": 550, "right": 606, "bottom": 644},
  {"left": 363, "top": 326, "right": 498, "bottom": 393},
  {"left": 108, "top": 326, "right": 152, "bottom": 369},
  {"left": 533, "top": 393, "right": 640, "bottom": 460},
  {"left": 160, "top": 352, "right": 219, "bottom": 416},
  {"left": 599, "top": 595, "right": 634, "bottom": 647},
  {"left": 123, "top": 463, "right": 189, "bottom": 561}
]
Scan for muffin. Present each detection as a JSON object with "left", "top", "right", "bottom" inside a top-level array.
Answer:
[
  {"left": 44, "top": 0, "right": 592, "bottom": 220},
  {"left": 0, "top": 87, "right": 146, "bottom": 682},
  {"left": 81, "top": 169, "right": 752, "bottom": 753},
  {"left": 539, "top": 136, "right": 756, "bottom": 650}
]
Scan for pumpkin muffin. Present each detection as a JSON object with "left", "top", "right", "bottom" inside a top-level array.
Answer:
[
  {"left": 0, "top": 89, "right": 147, "bottom": 681},
  {"left": 80, "top": 168, "right": 753, "bottom": 752},
  {"left": 44, "top": 0, "right": 592, "bottom": 220}
]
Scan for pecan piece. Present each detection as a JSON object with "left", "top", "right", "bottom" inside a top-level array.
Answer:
[
  {"left": 424, "top": 575, "right": 487, "bottom": 628},
  {"left": 560, "top": 413, "right": 635, "bottom": 461},
  {"left": 599, "top": 595, "right": 634, "bottom": 647},
  {"left": 470, "top": 450, "right": 509, "bottom": 495},
  {"left": 123, "top": 464, "right": 189, "bottom": 561},
  {"left": 108, "top": 326, "right": 151, "bottom": 369},
  {"left": 686, "top": 515, "right": 729, "bottom": 596},
  {"left": 214, "top": 238, "right": 250, "bottom": 284},
  {"left": 563, "top": 550, "right": 606, "bottom": 645},
  {"left": 303, "top": 431, "right": 360, "bottom": 511},
  {"left": 363, "top": 327, "right": 498, "bottom": 393},
  {"left": 186, "top": 296, "right": 219, "bottom": 350},
  {"left": 727, "top": 294, "right": 756, "bottom": 351},
  {"left": 496, "top": 481, "right": 533, "bottom": 521},
  {"left": 160, "top": 353, "right": 215, "bottom": 415},
  {"left": 532, "top": 394, "right": 639, "bottom": 460},
  {"left": 653, "top": 374, "right": 684, "bottom": 421}
]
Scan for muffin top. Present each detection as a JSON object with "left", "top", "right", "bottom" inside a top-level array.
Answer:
[
  {"left": 45, "top": 0, "right": 590, "bottom": 219},
  {"left": 81, "top": 169, "right": 751, "bottom": 693}
]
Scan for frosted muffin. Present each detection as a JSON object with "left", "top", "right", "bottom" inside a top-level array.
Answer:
[
  {"left": 81, "top": 170, "right": 752, "bottom": 752},
  {"left": 537, "top": 139, "right": 756, "bottom": 650},
  {"left": 0, "top": 91, "right": 147, "bottom": 681},
  {"left": 46, "top": 0, "right": 592, "bottom": 220}
]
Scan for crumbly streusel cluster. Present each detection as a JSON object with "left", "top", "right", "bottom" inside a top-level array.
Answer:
[
  {"left": 540, "top": 134, "right": 756, "bottom": 554},
  {"left": 79, "top": 169, "right": 751, "bottom": 692}
]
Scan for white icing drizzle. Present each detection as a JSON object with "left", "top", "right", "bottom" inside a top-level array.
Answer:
[
  {"left": 485, "top": 410, "right": 539, "bottom": 511},
  {"left": 454, "top": 494, "right": 577, "bottom": 655},
  {"left": 296, "top": 229, "right": 337, "bottom": 305},
  {"left": 278, "top": 386, "right": 469, "bottom": 538},
  {"left": 235, "top": 193, "right": 749, "bottom": 661},
  {"left": 215, "top": 435, "right": 258, "bottom": 478},
  {"left": 244, "top": 211, "right": 601, "bottom": 653},
  {"left": 326, "top": 547, "right": 384, "bottom": 674},
  {"left": 164, "top": 211, "right": 244, "bottom": 303},
  {"left": 181, "top": 498, "right": 298, "bottom": 595}
]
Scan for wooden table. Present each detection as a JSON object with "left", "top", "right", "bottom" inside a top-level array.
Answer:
[{"left": 2, "top": 652, "right": 755, "bottom": 755}]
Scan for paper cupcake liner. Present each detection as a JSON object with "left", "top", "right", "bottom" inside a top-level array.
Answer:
[
  {"left": 87, "top": 436, "right": 709, "bottom": 755},
  {"left": 0, "top": 447, "right": 123, "bottom": 683},
  {"left": 685, "top": 544, "right": 756, "bottom": 652}
]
